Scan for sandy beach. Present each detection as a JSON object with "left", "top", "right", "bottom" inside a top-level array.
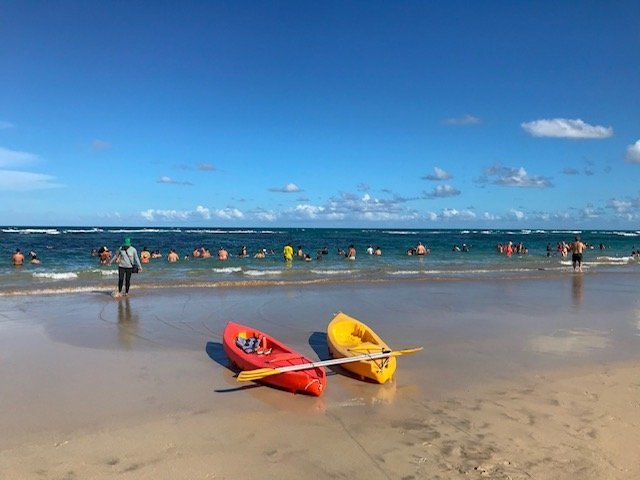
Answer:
[{"left": 1, "top": 272, "right": 639, "bottom": 479}]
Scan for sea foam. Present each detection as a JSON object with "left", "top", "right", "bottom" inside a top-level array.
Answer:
[{"left": 33, "top": 272, "right": 78, "bottom": 280}]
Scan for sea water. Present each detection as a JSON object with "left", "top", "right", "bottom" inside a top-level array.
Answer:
[{"left": 1, "top": 227, "right": 639, "bottom": 295}]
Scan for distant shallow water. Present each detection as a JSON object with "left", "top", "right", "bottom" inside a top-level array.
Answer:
[{"left": 1, "top": 226, "right": 638, "bottom": 295}]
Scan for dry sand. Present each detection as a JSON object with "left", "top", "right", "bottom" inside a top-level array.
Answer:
[{"left": 1, "top": 273, "right": 639, "bottom": 479}]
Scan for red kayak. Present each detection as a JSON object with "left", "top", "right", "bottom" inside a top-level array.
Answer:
[{"left": 222, "top": 321, "right": 326, "bottom": 396}]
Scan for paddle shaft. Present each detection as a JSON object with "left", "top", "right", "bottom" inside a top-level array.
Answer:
[
  {"left": 275, "top": 350, "right": 398, "bottom": 373},
  {"left": 237, "top": 347, "right": 422, "bottom": 382}
]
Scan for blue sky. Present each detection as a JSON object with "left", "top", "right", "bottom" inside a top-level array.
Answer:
[{"left": 1, "top": 1, "right": 639, "bottom": 228}]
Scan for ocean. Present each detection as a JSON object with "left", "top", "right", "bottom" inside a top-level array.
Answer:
[{"left": 2, "top": 227, "right": 639, "bottom": 295}]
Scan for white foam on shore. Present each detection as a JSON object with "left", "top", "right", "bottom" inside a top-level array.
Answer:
[
  {"left": 243, "top": 270, "right": 283, "bottom": 276},
  {"left": 96, "top": 269, "right": 118, "bottom": 276},
  {"left": 560, "top": 256, "right": 635, "bottom": 267},
  {"left": 32, "top": 272, "right": 78, "bottom": 280},
  {"left": 387, "top": 270, "right": 427, "bottom": 275},
  {"left": 310, "top": 269, "right": 354, "bottom": 275},
  {"left": 594, "top": 256, "right": 634, "bottom": 264},
  {"left": 212, "top": 267, "right": 242, "bottom": 274}
]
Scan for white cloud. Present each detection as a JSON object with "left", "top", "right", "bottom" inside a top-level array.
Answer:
[
  {"left": 509, "top": 209, "right": 526, "bottom": 220},
  {"left": 283, "top": 191, "right": 421, "bottom": 222},
  {"left": 444, "top": 115, "right": 481, "bottom": 126},
  {"left": 0, "top": 170, "right": 62, "bottom": 191},
  {"left": 480, "top": 164, "right": 553, "bottom": 188},
  {"left": 422, "top": 167, "right": 452, "bottom": 181},
  {"left": 441, "top": 208, "right": 476, "bottom": 220},
  {"left": 293, "top": 204, "right": 328, "bottom": 220},
  {"left": 140, "top": 209, "right": 191, "bottom": 221},
  {"left": 157, "top": 176, "right": 193, "bottom": 186},
  {"left": 607, "top": 198, "right": 634, "bottom": 214},
  {"left": 481, "top": 212, "right": 500, "bottom": 220},
  {"left": 521, "top": 118, "right": 613, "bottom": 139},
  {"left": 625, "top": 140, "right": 640, "bottom": 163},
  {"left": 423, "top": 184, "right": 461, "bottom": 198},
  {"left": 605, "top": 196, "right": 640, "bottom": 220},
  {"left": 140, "top": 206, "right": 243, "bottom": 222},
  {"left": 195, "top": 205, "right": 211, "bottom": 219},
  {"left": 562, "top": 167, "right": 579, "bottom": 175},
  {"left": 581, "top": 207, "right": 601, "bottom": 219},
  {"left": 213, "top": 208, "right": 244, "bottom": 219},
  {"left": 269, "top": 182, "right": 301, "bottom": 193},
  {"left": 0, "top": 146, "right": 38, "bottom": 167}
]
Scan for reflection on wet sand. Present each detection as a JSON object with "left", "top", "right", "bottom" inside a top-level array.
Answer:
[
  {"left": 117, "top": 298, "right": 139, "bottom": 349},
  {"left": 529, "top": 328, "right": 610, "bottom": 355},
  {"left": 571, "top": 273, "right": 584, "bottom": 307}
]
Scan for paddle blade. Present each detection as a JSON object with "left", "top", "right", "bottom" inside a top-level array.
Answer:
[
  {"left": 237, "top": 367, "right": 281, "bottom": 382},
  {"left": 390, "top": 347, "right": 423, "bottom": 356}
]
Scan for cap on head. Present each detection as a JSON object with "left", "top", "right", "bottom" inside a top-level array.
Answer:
[{"left": 123, "top": 238, "right": 132, "bottom": 247}]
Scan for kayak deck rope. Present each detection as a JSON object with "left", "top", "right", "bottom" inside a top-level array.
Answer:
[{"left": 304, "top": 378, "right": 322, "bottom": 392}]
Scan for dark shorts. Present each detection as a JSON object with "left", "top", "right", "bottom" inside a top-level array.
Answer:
[{"left": 572, "top": 253, "right": 582, "bottom": 263}]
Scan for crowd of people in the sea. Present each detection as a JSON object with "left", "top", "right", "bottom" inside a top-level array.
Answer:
[
  {"left": 495, "top": 236, "right": 590, "bottom": 271},
  {"left": 10, "top": 237, "right": 640, "bottom": 275},
  {"left": 496, "top": 241, "right": 528, "bottom": 256}
]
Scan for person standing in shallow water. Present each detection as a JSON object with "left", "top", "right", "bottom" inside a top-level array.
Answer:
[
  {"left": 112, "top": 238, "right": 142, "bottom": 297},
  {"left": 283, "top": 242, "right": 294, "bottom": 262},
  {"left": 570, "top": 236, "right": 586, "bottom": 273},
  {"left": 12, "top": 248, "right": 25, "bottom": 266}
]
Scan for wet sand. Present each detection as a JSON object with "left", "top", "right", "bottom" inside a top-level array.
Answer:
[{"left": 1, "top": 272, "right": 639, "bottom": 479}]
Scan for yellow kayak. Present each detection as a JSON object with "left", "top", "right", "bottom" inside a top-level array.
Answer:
[{"left": 326, "top": 312, "right": 396, "bottom": 384}]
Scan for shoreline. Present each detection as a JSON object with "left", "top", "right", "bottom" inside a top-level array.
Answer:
[
  {"left": 1, "top": 267, "right": 639, "bottom": 297},
  {"left": 1, "top": 273, "right": 639, "bottom": 478}
]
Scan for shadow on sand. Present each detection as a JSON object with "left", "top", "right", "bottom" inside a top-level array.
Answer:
[
  {"left": 308, "top": 331, "right": 330, "bottom": 361},
  {"left": 308, "top": 331, "right": 346, "bottom": 379},
  {"left": 205, "top": 341, "right": 228, "bottom": 367},
  {"left": 205, "top": 341, "right": 263, "bottom": 393}
]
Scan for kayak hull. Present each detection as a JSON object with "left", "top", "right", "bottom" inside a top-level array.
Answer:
[
  {"left": 326, "top": 312, "right": 396, "bottom": 384},
  {"left": 223, "top": 321, "right": 326, "bottom": 396}
]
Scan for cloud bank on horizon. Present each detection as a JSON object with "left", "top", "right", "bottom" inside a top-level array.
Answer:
[{"left": 1, "top": 3, "right": 638, "bottom": 228}]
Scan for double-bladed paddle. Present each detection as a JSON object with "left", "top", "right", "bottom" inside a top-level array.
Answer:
[{"left": 236, "top": 347, "right": 423, "bottom": 382}]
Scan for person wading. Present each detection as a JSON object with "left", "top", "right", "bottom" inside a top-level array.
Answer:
[{"left": 112, "top": 238, "right": 142, "bottom": 297}]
